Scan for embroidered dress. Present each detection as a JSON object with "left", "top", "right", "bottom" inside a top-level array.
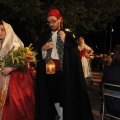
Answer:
[
  {"left": 2, "top": 70, "right": 35, "bottom": 120},
  {"left": 0, "top": 21, "right": 35, "bottom": 120},
  {"left": 78, "top": 44, "right": 90, "bottom": 78}
]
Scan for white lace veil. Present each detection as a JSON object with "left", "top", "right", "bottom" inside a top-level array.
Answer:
[{"left": 0, "top": 21, "right": 24, "bottom": 57}]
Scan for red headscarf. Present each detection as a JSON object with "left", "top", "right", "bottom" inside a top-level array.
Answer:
[{"left": 47, "top": 9, "right": 62, "bottom": 18}]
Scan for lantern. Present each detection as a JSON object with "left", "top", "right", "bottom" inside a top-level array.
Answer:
[{"left": 46, "top": 60, "right": 55, "bottom": 74}]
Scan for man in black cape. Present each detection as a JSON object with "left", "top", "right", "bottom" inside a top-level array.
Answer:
[{"left": 35, "top": 9, "right": 94, "bottom": 120}]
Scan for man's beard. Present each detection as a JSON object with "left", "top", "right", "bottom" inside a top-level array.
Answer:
[{"left": 50, "top": 26, "right": 59, "bottom": 31}]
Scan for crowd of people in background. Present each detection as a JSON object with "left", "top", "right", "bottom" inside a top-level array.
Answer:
[{"left": 91, "top": 53, "right": 112, "bottom": 72}]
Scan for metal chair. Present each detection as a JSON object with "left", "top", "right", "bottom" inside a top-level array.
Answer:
[{"left": 102, "top": 83, "right": 120, "bottom": 120}]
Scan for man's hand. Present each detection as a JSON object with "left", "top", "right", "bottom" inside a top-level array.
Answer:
[
  {"left": 57, "top": 30, "right": 66, "bottom": 42},
  {"left": 41, "top": 42, "right": 53, "bottom": 51}
]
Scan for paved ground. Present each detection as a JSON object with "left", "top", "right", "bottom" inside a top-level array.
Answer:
[{"left": 87, "top": 71, "right": 103, "bottom": 120}]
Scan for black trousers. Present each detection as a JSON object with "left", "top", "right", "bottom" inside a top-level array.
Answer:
[
  {"left": 45, "top": 71, "right": 63, "bottom": 118},
  {"left": 45, "top": 70, "right": 63, "bottom": 104}
]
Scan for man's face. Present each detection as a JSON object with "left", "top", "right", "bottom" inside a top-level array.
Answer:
[
  {"left": 0, "top": 25, "right": 6, "bottom": 40},
  {"left": 47, "top": 16, "right": 61, "bottom": 31}
]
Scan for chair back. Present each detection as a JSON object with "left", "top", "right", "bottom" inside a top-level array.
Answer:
[{"left": 102, "top": 83, "right": 120, "bottom": 120}]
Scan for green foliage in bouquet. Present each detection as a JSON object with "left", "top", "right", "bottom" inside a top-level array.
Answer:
[{"left": 1, "top": 44, "right": 37, "bottom": 70}]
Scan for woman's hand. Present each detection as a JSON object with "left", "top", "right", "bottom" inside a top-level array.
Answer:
[
  {"left": 86, "top": 54, "right": 90, "bottom": 58},
  {"left": 1, "top": 67, "right": 17, "bottom": 76}
]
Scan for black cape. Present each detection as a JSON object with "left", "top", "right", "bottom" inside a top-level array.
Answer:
[{"left": 34, "top": 30, "right": 94, "bottom": 120}]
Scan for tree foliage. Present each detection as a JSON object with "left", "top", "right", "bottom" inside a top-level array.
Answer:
[{"left": 0, "top": 0, "right": 120, "bottom": 41}]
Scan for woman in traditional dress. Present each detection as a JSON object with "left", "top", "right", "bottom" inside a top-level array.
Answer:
[
  {"left": 78, "top": 36, "right": 94, "bottom": 84},
  {"left": 0, "top": 20, "right": 35, "bottom": 120}
]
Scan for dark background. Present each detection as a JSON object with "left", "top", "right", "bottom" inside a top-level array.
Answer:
[{"left": 84, "top": 17, "right": 120, "bottom": 54}]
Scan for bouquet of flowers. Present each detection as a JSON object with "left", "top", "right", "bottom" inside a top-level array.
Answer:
[{"left": 0, "top": 43, "right": 37, "bottom": 71}]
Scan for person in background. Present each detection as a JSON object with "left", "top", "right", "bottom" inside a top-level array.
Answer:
[
  {"left": 0, "top": 20, "right": 35, "bottom": 120},
  {"left": 100, "top": 44, "right": 120, "bottom": 116},
  {"left": 103, "top": 54, "right": 112, "bottom": 67},
  {"left": 78, "top": 36, "right": 94, "bottom": 85},
  {"left": 35, "top": 9, "right": 94, "bottom": 120},
  {"left": 101, "top": 44, "right": 120, "bottom": 85}
]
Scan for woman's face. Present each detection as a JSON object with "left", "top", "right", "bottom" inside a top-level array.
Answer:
[
  {"left": 78, "top": 37, "right": 85, "bottom": 45},
  {"left": 0, "top": 24, "right": 6, "bottom": 40}
]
